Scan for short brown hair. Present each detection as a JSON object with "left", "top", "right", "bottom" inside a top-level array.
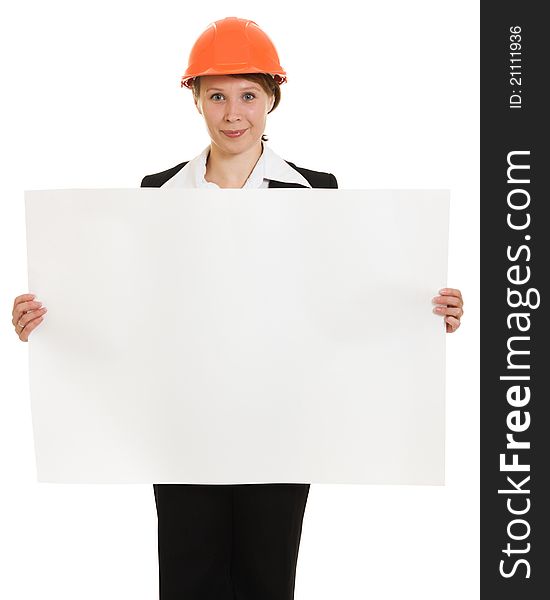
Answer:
[{"left": 191, "top": 73, "right": 281, "bottom": 142}]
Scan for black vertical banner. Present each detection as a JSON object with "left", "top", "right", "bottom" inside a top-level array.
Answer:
[{"left": 481, "top": 2, "right": 548, "bottom": 598}]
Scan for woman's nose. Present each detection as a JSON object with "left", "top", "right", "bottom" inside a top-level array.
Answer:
[{"left": 224, "top": 99, "right": 242, "bottom": 121}]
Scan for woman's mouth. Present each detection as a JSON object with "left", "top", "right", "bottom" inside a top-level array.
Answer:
[{"left": 221, "top": 129, "right": 247, "bottom": 138}]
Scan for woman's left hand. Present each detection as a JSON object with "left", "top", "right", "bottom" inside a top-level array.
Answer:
[{"left": 432, "top": 288, "right": 464, "bottom": 333}]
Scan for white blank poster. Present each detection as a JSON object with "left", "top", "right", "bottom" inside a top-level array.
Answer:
[{"left": 25, "top": 188, "right": 448, "bottom": 485}]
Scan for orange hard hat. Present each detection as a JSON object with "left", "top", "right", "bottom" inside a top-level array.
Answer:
[{"left": 181, "top": 16, "right": 287, "bottom": 89}]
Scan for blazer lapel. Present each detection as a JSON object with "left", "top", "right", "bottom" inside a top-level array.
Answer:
[{"left": 268, "top": 180, "right": 308, "bottom": 188}]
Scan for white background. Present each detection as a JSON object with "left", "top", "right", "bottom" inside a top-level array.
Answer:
[{"left": 0, "top": 1, "right": 479, "bottom": 598}]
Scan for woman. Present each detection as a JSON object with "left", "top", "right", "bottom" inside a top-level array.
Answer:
[{"left": 12, "top": 16, "right": 464, "bottom": 600}]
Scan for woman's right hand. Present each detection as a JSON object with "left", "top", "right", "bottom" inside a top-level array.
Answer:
[{"left": 12, "top": 293, "right": 47, "bottom": 342}]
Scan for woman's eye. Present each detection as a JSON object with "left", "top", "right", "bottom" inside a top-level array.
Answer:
[{"left": 209, "top": 93, "right": 255, "bottom": 101}]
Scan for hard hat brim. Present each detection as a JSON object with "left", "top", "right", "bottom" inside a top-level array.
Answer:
[{"left": 181, "top": 70, "right": 287, "bottom": 89}]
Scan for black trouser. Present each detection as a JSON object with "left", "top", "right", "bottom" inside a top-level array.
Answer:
[{"left": 153, "top": 483, "right": 310, "bottom": 600}]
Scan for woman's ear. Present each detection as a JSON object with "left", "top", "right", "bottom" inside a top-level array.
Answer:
[{"left": 194, "top": 98, "right": 202, "bottom": 115}]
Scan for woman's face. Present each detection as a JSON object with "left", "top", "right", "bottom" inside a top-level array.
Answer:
[{"left": 194, "top": 75, "right": 274, "bottom": 155}]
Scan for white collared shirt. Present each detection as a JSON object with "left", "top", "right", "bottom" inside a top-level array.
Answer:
[{"left": 160, "top": 142, "right": 312, "bottom": 189}]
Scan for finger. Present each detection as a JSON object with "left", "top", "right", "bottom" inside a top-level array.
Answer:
[
  {"left": 445, "top": 316, "right": 461, "bottom": 333},
  {"left": 439, "top": 288, "right": 463, "bottom": 300},
  {"left": 14, "top": 307, "right": 47, "bottom": 332},
  {"left": 17, "top": 311, "right": 46, "bottom": 338},
  {"left": 433, "top": 306, "right": 463, "bottom": 318},
  {"left": 432, "top": 295, "right": 463, "bottom": 308},
  {"left": 13, "top": 293, "right": 36, "bottom": 311},
  {"left": 19, "top": 316, "right": 44, "bottom": 342},
  {"left": 12, "top": 300, "right": 43, "bottom": 322}
]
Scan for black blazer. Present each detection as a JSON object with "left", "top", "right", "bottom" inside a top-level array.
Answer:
[{"left": 141, "top": 159, "right": 338, "bottom": 189}]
